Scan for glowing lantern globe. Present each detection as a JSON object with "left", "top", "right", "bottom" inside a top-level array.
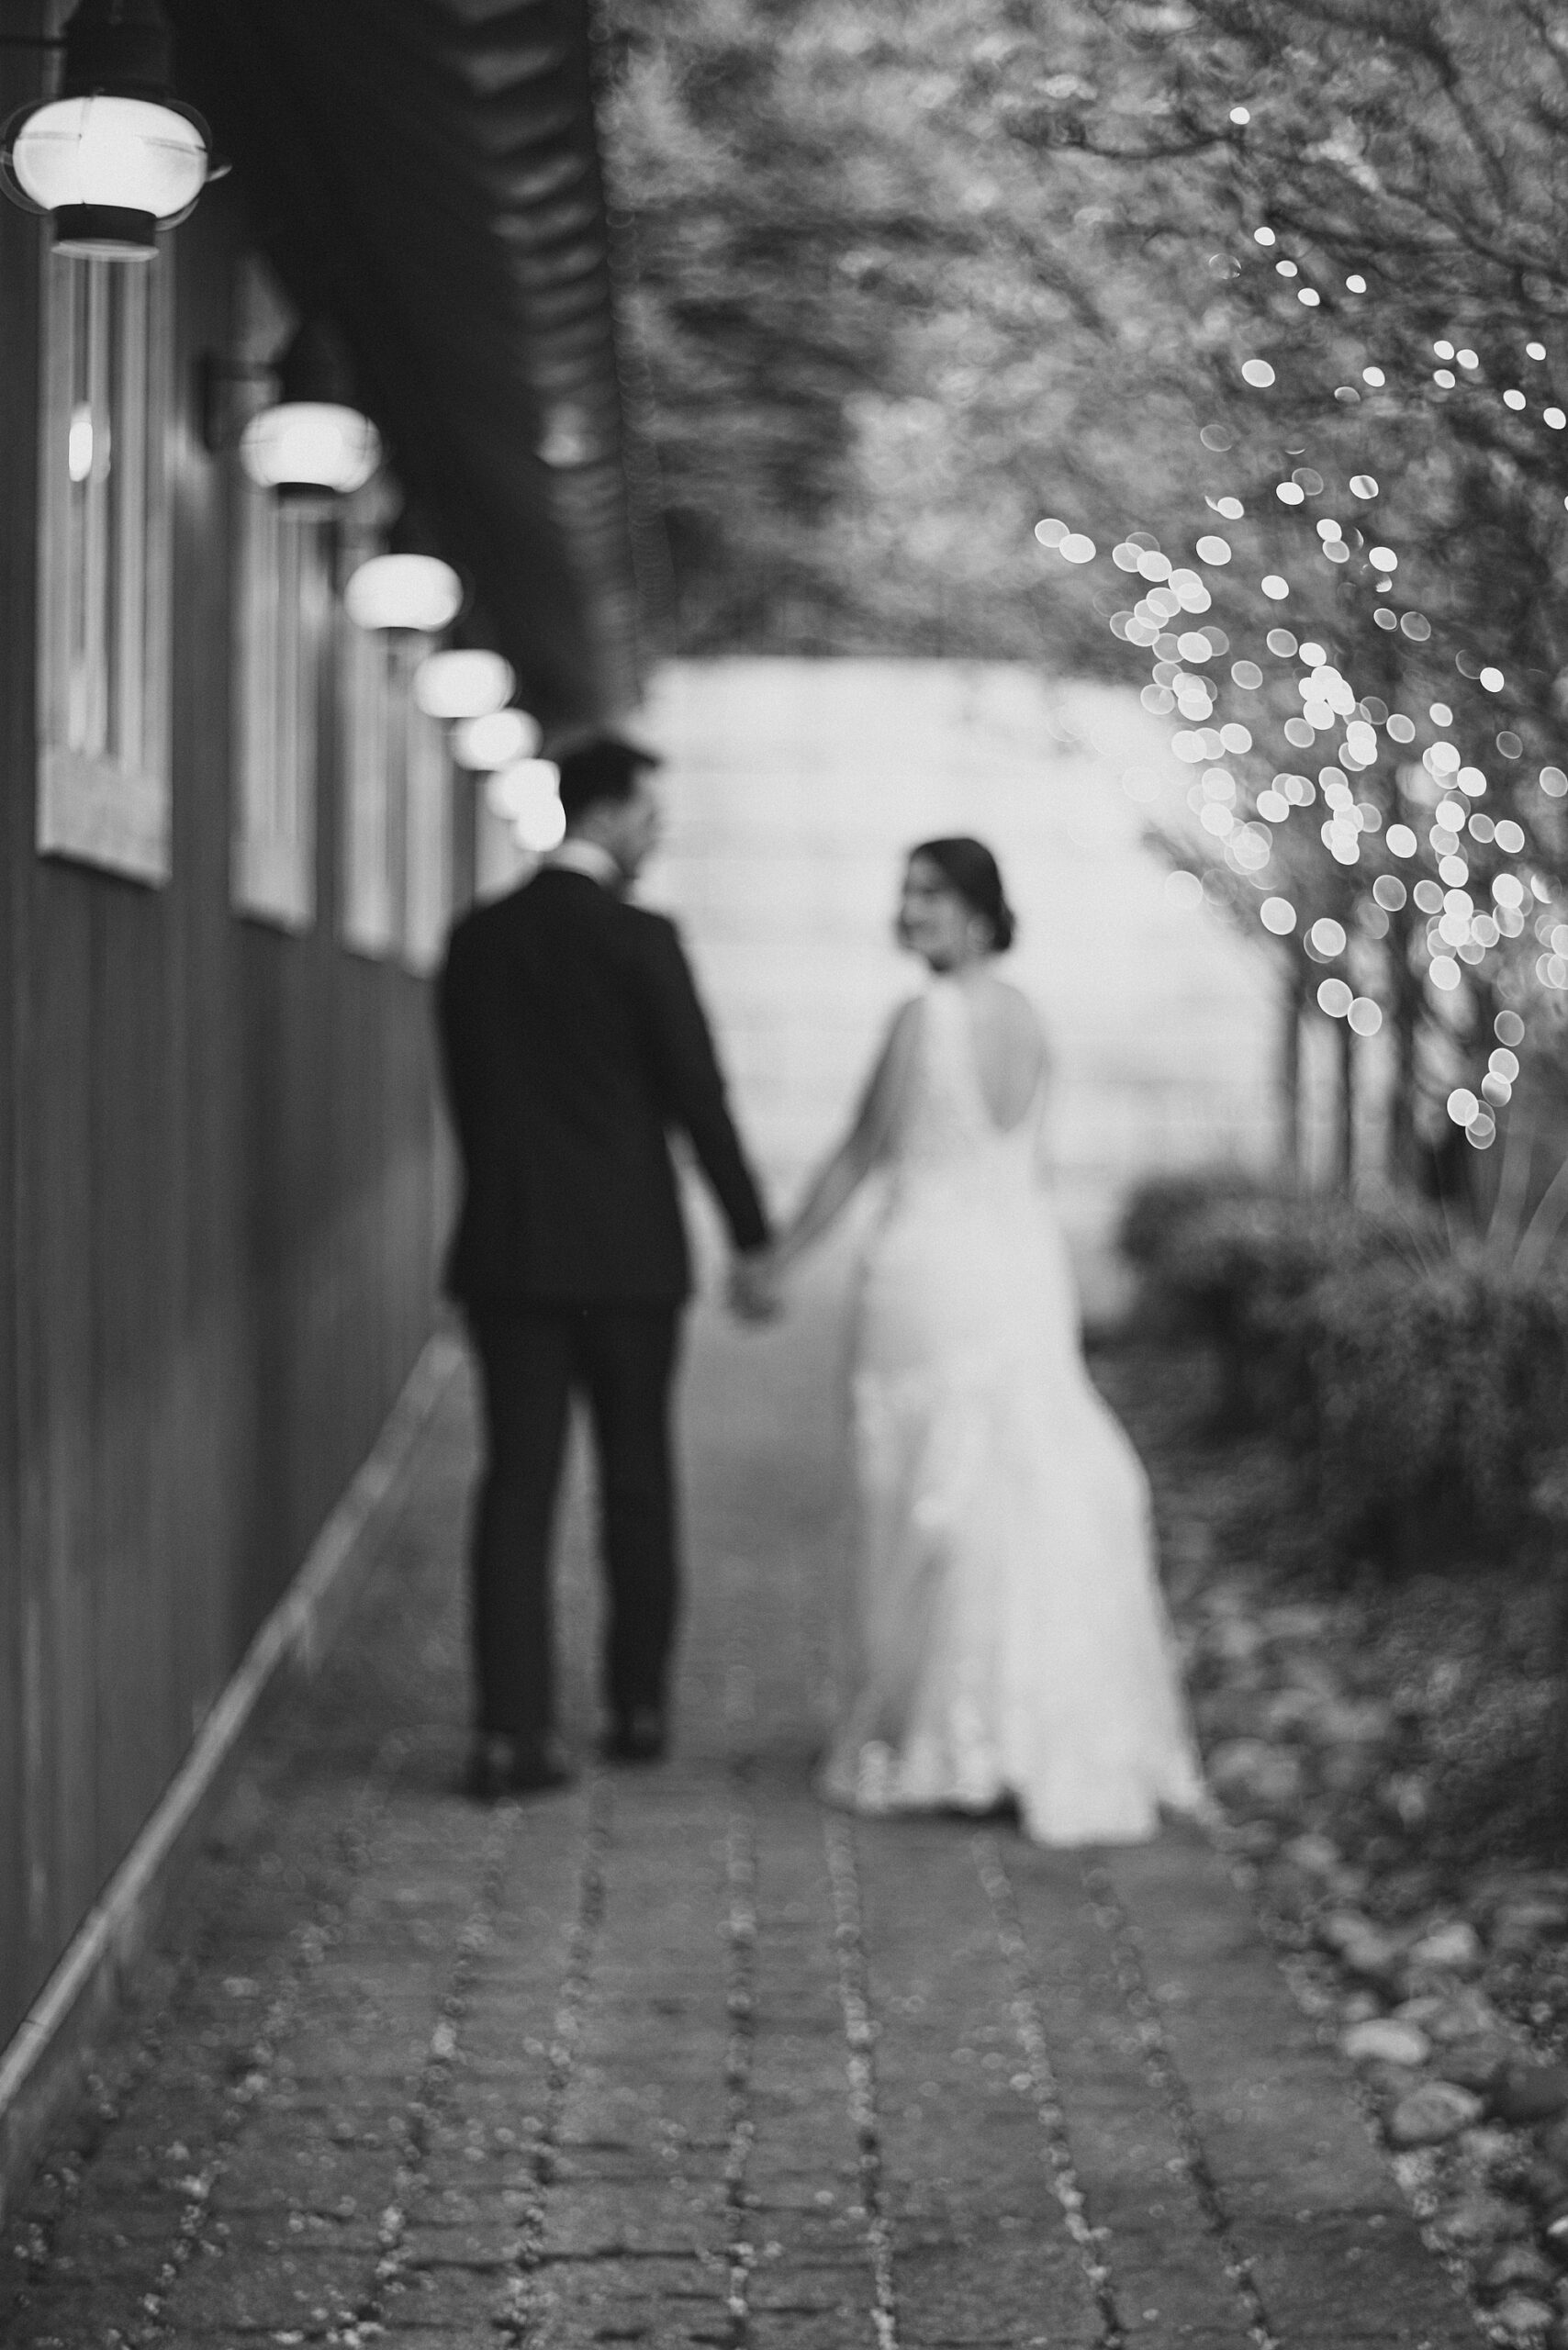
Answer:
[
  {"left": 1, "top": 3, "right": 213, "bottom": 260},
  {"left": 344, "top": 554, "right": 462, "bottom": 634},
  {"left": 413, "top": 650, "right": 516, "bottom": 722},
  {"left": 238, "top": 319, "right": 382, "bottom": 501},
  {"left": 452, "top": 709, "right": 541, "bottom": 770},
  {"left": 241, "top": 404, "right": 381, "bottom": 498}
]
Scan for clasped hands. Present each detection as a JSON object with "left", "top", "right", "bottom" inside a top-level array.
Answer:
[{"left": 727, "top": 1246, "right": 785, "bottom": 1324}]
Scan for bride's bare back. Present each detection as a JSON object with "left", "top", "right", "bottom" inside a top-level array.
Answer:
[{"left": 951, "top": 972, "right": 1047, "bottom": 1133}]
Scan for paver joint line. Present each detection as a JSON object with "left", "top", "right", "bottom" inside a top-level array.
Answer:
[
  {"left": 1081, "top": 1860, "right": 1280, "bottom": 2350},
  {"left": 498, "top": 1777, "right": 612, "bottom": 2344},
  {"left": 972, "top": 1834, "right": 1126, "bottom": 2349},
  {"left": 721, "top": 1574, "right": 762, "bottom": 2350},
  {"left": 359, "top": 1802, "right": 519, "bottom": 2332},
  {"left": 823, "top": 1813, "right": 901, "bottom": 2350},
  {"left": 8, "top": 1730, "right": 415, "bottom": 2347}
]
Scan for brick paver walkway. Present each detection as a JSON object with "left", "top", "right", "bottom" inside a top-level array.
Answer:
[{"left": 2, "top": 1281, "right": 1479, "bottom": 2349}]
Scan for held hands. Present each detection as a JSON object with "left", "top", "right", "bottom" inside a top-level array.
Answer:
[{"left": 727, "top": 1247, "right": 784, "bottom": 1325}]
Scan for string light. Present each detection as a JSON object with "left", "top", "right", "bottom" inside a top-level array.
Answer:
[{"left": 1033, "top": 205, "right": 1567, "bottom": 1088}]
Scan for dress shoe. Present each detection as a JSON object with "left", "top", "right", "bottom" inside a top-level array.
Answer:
[
  {"left": 463, "top": 1734, "right": 575, "bottom": 1801},
  {"left": 601, "top": 1707, "right": 668, "bottom": 1764}
]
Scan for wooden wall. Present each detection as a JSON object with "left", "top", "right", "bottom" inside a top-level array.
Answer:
[{"left": 0, "top": 158, "right": 448, "bottom": 2053}]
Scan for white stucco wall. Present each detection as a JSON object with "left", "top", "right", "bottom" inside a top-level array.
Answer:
[{"left": 638, "top": 657, "right": 1280, "bottom": 1316}]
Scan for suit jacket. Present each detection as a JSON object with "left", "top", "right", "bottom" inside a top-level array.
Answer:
[{"left": 436, "top": 865, "right": 769, "bottom": 1304}]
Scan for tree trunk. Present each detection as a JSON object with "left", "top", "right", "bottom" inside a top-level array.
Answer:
[
  {"left": 1387, "top": 910, "right": 1419, "bottom": 1191},
  {"left": 1279, "top": 955, "right": 1306, "bottom": 1181},
  {"left": 1337, "top": 1012, "right": 1357, "bottom": 1192}
]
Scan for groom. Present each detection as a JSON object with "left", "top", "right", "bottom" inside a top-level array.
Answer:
[{"left": 435, "top": 736, "right": 774, "bottom": 1796}]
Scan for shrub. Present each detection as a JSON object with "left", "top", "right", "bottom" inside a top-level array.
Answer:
[
  {"left": 1116, "top": 1165, "right": 1271, "bottom": 1276},
  {"left": 1297, "top": 1251, "right": 1568, "bottom": 1570},
  {"left": 1119, "top": 1168, "right": 1568, "bottom": 1575},
  {"left": 1119, "top": 1170, "right": 1430, "bottom": 1427}
]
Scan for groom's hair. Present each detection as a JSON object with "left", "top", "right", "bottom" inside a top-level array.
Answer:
[{"left": 556, "top": 737, "right": 662, "bottom": 827}]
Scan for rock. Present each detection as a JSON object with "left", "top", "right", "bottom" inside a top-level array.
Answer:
[
  {"left": 1342, "top": 2018, "right": 1432, "bottom": 2067},
  {"left": 1492, "top": 2066, "right": 1568, "bottom": 2128},
  {"left": 1519, "top": 2157, "right": 1568, "bottom": 2210},
  {"left": 1262, "top": 1602, "right": 1334, "bottom": 1643},
  {"left": 1260, "top": 1686, "right": 1322, "bottom": 1737},
  {"left": 1406, "top": 1919, "right": 1484, "bottom": 1975},
  {"left": 1379, "top": 1863, "right": 1439, "bottom": 1916},
  {"left": 1317, "top": 1696, "right": 1395, "bottom": 1745},
  {"left": 1387, "top": 2080, "right": 1486, "bottom": 2146},
  {"left": 1319, "top": 1743, "right": 1380, "bottom": 1795},
  {"left": 1320, "top": 1910, "right": 1406, "bottom": 1986},
  {"left": 1540, "top": 2117, "right": 1568, "bottom": 2172},
  {"left": 1483, "top": 2244, "right": 1559, "bottom": 2297},
  {"left": 1379, "top": 1772, "right": 1430, "bottom": 1829},
  {"left": 1197, "top": 1690, "right": 1268, "bottom": 1740},
  {"left": 1283, "top": 1830, "right": 1341, "bottom": 1875},
  {"left": 1491, "top": 1898, "right": 1568, "bottom": 1956},
  {"left": 1340, "top": 1988, "right": 1383, "bottom": 2023},
  {"left": 1435, "top": 2039, "right": 1512, "bottom": 2095},
  {"left": 1543, "top": 2200, "right": 1568, "bottom": 2260},
  {"left": 1207, "top": 1738, "right": 1305, "bottom": 1810},
  {"left": 1433, "top": 2191, "right": 1529, "bottom": 2249},
  {"left": 1421, "top": 1989, "right": 1504, "bottom": 2043},
  {"left": 1489, "top": 2292, "right": 1558, "bottom": 2341},
  {"left": 1208, "top": 1615, "right": 1265, "bottom": 1664}
]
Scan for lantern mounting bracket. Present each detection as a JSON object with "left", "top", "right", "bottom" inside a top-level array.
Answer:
[{"left": 197, "top": 352, "right": 278, "bottom": 454}]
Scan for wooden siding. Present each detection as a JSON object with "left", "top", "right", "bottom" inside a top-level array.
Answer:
[{"left": 0, "top": 166, "right": 450, "bottom": 2056}]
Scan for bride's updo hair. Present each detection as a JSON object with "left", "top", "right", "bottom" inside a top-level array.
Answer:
[{"left": 906, "top": 836, "right": 1017, "bottom": 953}]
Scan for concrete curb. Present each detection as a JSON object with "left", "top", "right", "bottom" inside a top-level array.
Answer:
[{"left": 0, "top": 1331, "right": 462, "bottom": 2223}]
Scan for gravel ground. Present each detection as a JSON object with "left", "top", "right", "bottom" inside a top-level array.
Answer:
[{"left": 1100, "top": 1337, "right": 1568, "bottom": 2350}]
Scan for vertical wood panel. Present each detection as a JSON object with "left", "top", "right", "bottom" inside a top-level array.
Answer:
[
  {"left": 0, "top": 11, "right": 47, "bottom": 2055},
  {"left": 0, "top": 174, "right": 449, "bottom": 2059}
]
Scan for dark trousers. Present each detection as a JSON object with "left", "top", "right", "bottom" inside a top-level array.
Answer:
[{"left": 465, "top": 1301, "right": 682, "bottom": 1743}]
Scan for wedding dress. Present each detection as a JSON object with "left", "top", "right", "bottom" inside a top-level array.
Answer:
[{"left": 819, "top": 977, "right": 1205, "bottom": 1845}]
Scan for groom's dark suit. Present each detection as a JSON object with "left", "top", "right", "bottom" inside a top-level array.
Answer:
[{"left": 436, "top": 859, "right": 769, "bottom": 1750}]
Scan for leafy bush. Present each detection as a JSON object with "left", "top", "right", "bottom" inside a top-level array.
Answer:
[
  {"left": 1118, "top": 1170, "right": 1568, "bottom": 1573},
  {"left": 1296, "top": 1251, "right": 1568, "bottom": 1569},
  {"left": 1116, "top": 1165, "right": 1271, "bottom": 1275},
  {"left": 1118, "top": 1170, "right": 1428, "bottom": 1427}
]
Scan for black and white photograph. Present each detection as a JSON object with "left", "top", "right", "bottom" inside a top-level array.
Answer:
[{"left": 5, "top": 3, "right": 1568, "bottom": 2345}]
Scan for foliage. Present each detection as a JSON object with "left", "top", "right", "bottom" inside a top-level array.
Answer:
[
  {"left": 1018, "top": 1, "right": 1568, "bottom": 1172},
  {"left": 603, "top": 0, "right": 1568, "bottom": 1188},
  {"left": 601, "top": 0, "right": 1222, "bottom": 664},
  {"left": 1116, "top": 1162, "right": 1271, "bottom": 1273},
  {"left": 1119, "top": 1167, "right": 1568, "bottom": 1572}
]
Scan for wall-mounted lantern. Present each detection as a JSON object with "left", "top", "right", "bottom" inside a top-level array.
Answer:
[
  {"left": 452, "top": 708, "right": 541, "bottom": 770},
  {"left": 413, "top": 649, "right": 515, "bottom": 722},
  {"left": 1, "top": 0, "right": 215, "bottom": 262},
  {"left": 344, "top": 552, "right": 463, "bottom": 635},
  {"left": 239, "top": 319, "right": 382, "bottom": 501}
]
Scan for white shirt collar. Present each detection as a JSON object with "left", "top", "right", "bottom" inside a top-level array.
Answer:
[{"left": 546, "top": 837, "right": 621, "bottom": 889}]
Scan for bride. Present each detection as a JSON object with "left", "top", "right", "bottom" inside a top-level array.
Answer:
[{"left": 765, "top": 837, "right": 1205, "bottom": 1845}]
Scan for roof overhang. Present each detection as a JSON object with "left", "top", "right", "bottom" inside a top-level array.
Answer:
[{"left": 167, "top": 0, "right": 644, "bottom": 733}]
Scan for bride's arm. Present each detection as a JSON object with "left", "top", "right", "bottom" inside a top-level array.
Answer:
[{"left": 768, "top": 1002, "right": 921, "bottom": 1274}]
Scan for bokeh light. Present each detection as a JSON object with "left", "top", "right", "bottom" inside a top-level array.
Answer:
[{"left": 487, "top": 759, "right": 566, "bottom": 852}]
